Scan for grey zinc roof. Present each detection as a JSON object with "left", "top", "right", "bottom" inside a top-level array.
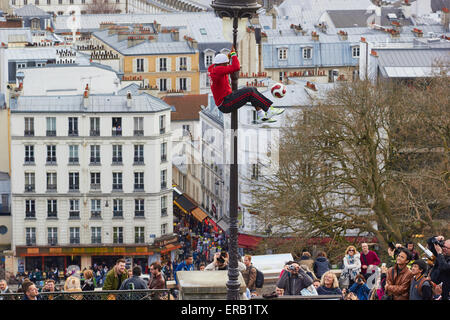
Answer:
[
  {"left": 15, "top": 4, "right": 50, "bottom": 17},
  {"left": 327, "top": 10, "right": 374, "bottom": 28},
  {"left": 11, "top": 93, "right": 171, "bottom": 113},
  {"left": 4, "top": 47, "right": 57, "bottom": 61},
  {"left": 0, "top": 28, "right": 32, "bottom": 45},
  {"left": 92, "top": 29, "right": 196, "bottom": 55},
  {"left": 377, "top": 48, "right": 450, "bottom": 68}
]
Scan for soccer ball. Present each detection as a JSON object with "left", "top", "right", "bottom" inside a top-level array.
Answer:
[{"left": 270, "top": 83, "right": 287, "bottom": 98}]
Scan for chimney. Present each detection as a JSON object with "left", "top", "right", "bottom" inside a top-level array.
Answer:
[
  {"left": 272, "top": 13, "right": 276, "bottom": 29},
  {"left": 338, "top": 30, "right": 348, "bottom": 40},
  {"left": 311, "top": 31, "right": 319, "bottom": 41},
  {"left": 171, "top": 29, "right": 179, "bottom": 41},
  {"left": 126, "top": 91, "right": 132, "bottom": 108},
  {"left": 127, "top": 36, "right": 146, "bottom": 48},
  {"left": 83, "top": 84, "right": 89, "bottom": 108}
]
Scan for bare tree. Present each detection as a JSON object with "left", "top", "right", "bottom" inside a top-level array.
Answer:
[{"left": 246, "top": 76, "right": 449, "bottom": 256}]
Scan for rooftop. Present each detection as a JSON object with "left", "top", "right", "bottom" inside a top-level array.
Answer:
[{"left": 14, "top": 4, "right": 50, "bottom": 17}]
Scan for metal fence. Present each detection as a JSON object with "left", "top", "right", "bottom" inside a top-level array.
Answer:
[{"left": 0, "top": 289, "right": 176, "bottom": 301}]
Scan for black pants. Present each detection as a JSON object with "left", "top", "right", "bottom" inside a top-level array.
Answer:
[{"left": 218, "top": 87, "right": 272, "bottom": 113}]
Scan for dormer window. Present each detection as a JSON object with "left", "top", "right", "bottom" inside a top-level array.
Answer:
[
  {"left": 302, "top": 47, "right": 312, "bottom": 60},
  {"left": 204, "top": 49, "right": 215, "bottom": 67},
  {"left": 352, "top": 46, "right": 360, "bottom": 58},
  {"left": 278, "top": 48, "right": 288, "bottom": 60}
]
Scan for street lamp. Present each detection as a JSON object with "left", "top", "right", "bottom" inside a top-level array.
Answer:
[{"left": 211, "top": 0, "right": 261, "bottom": 300}]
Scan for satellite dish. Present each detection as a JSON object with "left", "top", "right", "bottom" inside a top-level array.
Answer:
[{"left": 67, "top": 265, "right": 81, "bottom": 278}]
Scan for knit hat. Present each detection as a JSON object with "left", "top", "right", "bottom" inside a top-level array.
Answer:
[{"left": 213, "top": 53, "right": 229, "bottom": 64}]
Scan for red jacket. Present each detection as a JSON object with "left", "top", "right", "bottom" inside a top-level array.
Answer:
[{"left": 207, "top": 55, "right": 240, "bottom": 106}]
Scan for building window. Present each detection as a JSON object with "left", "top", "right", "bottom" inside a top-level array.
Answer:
[
  {"left": 25, "top": 145, "right": 34, "bottom": 164},
  {"left": 205, "top": 54, "right": 213, "bottom": 67},
  {"left": 69, "top": 145, "right": 79, "bottom": 164},
  {"left": 135, "top": 227, "right": 145, "bottom": 243},
  {"left": 112, "top": 172, "right": 123, "bottom": 191},
  {"left": 70, "top": 227, "right": 80, "bottom": 244},
  {"left": 47, "top": 0, "right": 51, "bottom": 4},
  {"left": 90, "top": 145, "right": 100, "bottom": 164},
  {"left": 112, "top": 145, "right": 122, "bottom": 164},
  {"left": 159, "top": 58, "right": 167, "bottom": 71},
  {"left": 91, "top": 227, "right": 101, "bottom": 244},
  {"left": 91, "top": 199, "right": 101, "bottom": 218},
  {"left": 134, "top": 172, "right": 144, "bottom": 191},
  {"left": 68, "top": 117, "right": 78, "bottom": 136},
  {"left": 46, "top": 117, "right": 56, "bottom": 136},
  {"left": 46, "top": 145, "right": 57, "bottom": 164},
  {"left": 69, "top": 199, "right": 80, "bottom": 219},
  {"left": 161, "top": 223, "right": 167, "bottom": 235},
  {"left": 179, "top": 78, "right": 187, "bottom": 91},
  {"left": 24, "top": 0, "right": 28, "bottom": 5},
  {"left": 134, "top": 117, "right": 144, "bottom": 136},
  {"left": 159, "top": 78, "right": 167, "bottom": 91},
  {"left": 112, "top": 117, "right": 122, "bottom": 136},
  {"left": 25, "top": 172, "right": 35, "bottom": 192},
  {"left": 352, "top": 46, "right": 360, "bottom": 58},
  {"left": 90, "top": 117, "right": 100, "bottom": 136},
  {"left": 134, "top": 145, "right": 144, "bottom": 164},
  {"left": 58, "top": 0, "right": 62, "bottom": 4},
  {"left": 161, "top": 169, "right": 167, "bottom": 190},
  {"left": 303, "top": 47, "right": 312, "bottom": 60},
  {"left": 47, "top": 199, "right": 57, "bottom": 218},
  {"left": 113, "top": 199, "right": 123, "bottom": 218},
  {"left": 46, "top": 172, "right": 57, "bottom": 192},
  {"left": 182, "top": 124, "right": 190, "bottom": 136},
  {"left": 25, "top": 200, "right": 35, "bottom": 218},
  {"left": 90, "top": 172, "right": 101, "bottom": 190},
  {"left": 251, "top": 164, "right": 259, "bottom": 180},
  {"left": 159, "top": 115, "right": 166, "bottom": 134},
  {"left": 161, "top": 142, "right": 167, "bottom": 162},
  {"left": 113, "top": 227, "right": 123, "bottom": 244},
  {"left": 179, "top": 57, "right": 187, "bottom": 71},
  {"left": 48, "top": 227, "right": 57, "bottom": 245},
  {"left": 69, "top": 172, "right": 79, "bottom": 192},
  {"left": 26, "top": 227, "right": 36, "bottom": 245},
  {"left": 31, "top": 18, "right": 40, "bottom": 30},
  {"left": 136, "top": 58, "right": 144, "bottom": 72},
  {"left": 25, "top": 117, "right": 34, "bottom": 136},
  {"left": 161, "top": 196, "right": 167, "bottom": 217},
  {"left": 278, "top": 48, "right": 288, "bottom": 60},
  {"left": 135, "top": 199, "right": 144, "bottom": 217}
]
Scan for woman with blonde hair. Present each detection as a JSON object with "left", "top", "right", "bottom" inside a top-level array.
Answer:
[
  {"left": 64, "top": 275, "right": 83, "bottom": 300},
  {"left": 340, "top": 245, "right": 361, "bottom": 288},
  {"left": 317, "top": 271, "right": 342, "bottom": 296}
]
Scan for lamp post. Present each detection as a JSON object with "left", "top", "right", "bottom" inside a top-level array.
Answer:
[{"left": 211, "top": 0, "right": 261, "bottom": 300}]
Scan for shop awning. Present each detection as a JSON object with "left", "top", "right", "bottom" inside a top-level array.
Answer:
[
  {"left": 191, "top": 207, "right": 208, "bottom": 222},
  {"left": 238, "top": 234, "right": 264, "bottom": 249},
  {"left": 174, "top": 195, "right": 196, "bottom": 214},
  {"left": 160, "top": 244, "right": 182, "bottom": 254}
]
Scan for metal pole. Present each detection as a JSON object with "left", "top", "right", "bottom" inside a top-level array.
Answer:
[{"left": 226, "top": 16, "right": 241, "bottom": 300}]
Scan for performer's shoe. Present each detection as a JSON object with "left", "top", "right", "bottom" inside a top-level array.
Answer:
[{"left": 263, "top": 106, "right": 285, "bottom": 120}]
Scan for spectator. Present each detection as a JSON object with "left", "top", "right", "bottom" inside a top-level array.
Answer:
[
  {"left": 385, "top": 247, "right": 413, "bottom": 300},
  {"left": 427, "top": 235, "right": 450, "bottom": 300},
  {"left": 341, "top": 245, "right": 361, "bottom": 288},
  {"left": 103, "top": 258, "right": 128, "bottom": 291},
  {"left": 299, "top": 264, "right": 317, "bottom": 281},
  {"left": 348, "top": 274, "right": 371, "bottom": 300},
  {"left": 313, "top": 251, "right": 331, "bottom": 280},
  {"left": 406, "top": 241, "right": 420, "bottom": 261},
  {"left": 0, "top": 279, "right": 15, "bottom": 300},
  {"left": 148, "top": 262, "right": 166, "bottom": 300},
  {"left": 409, "top": 259, "right": 432, "bottom": 300},
  {"left": 316, "top": 271, "right": 342, "bottom": 296},
  {"left": 199, "top": 263, "right": 206, "bottom": 271},
  {"left": 360, "top": 243, "right": 381, "bottom": 280},
  {"left": 241, "top": 255, "right": 257, "bottom": 293},
  {"left": 81, "top": 270, "right": 96, "bottom": 291},
  {"left": 312, "top": 279, "right": 321, "bottom": 290},
  {"left": 174, "top": 254, "right": 194, "bottom": 286},
  {"left": 375, "top": 263, "right": 388, "bottom": 300},
  {"left": 298, "top": 251, "right": 314, "bottom": 271},
  {"left": 205, "top": 251, "right": 246, "bottom": 271},
  {"left": 22, "top": 281, "right": 40, "bottom": 300},
  {"left": 119, "top": 266, "right": 147, "bottom": 290},
  {"left": 276, "top": 262, "right": 313, "bottom": 296},
  {"left": 279, "top": 261, "right": 296, "bottom": 279},
  {"left": 161, "top": 260, "right": 172, "bottom": 281}
]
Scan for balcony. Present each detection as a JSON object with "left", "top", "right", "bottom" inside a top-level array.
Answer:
[
  {"left": 26, "top": 237, "right": 36, "bottom": 246},
  {"left": 90, "top": 157, "right": 101, "bottom": 165},
  {"left": 68, "top": 157, "right": 79, "bottom": 165},
  {"left": 46, "top": 130, "right": 56, "bottom": 136},
  {"left": 112, "top": 128, "right": 122, "bottom": 136},
  {"left": 91, "top": 237, "right": 102, "bottom": 244},
  {"left": 24, "top": 130, "right": 34, "bottom": 137},
  {"left": 113, "top": 211, "right": 123, "bottom": 219},
  {"left": 134, "top": 157, "right": 144, "bottom": 165},
  {"left": 135, "top": 210, "right": 144, "bottom": 218},
  {"left": 134, "top": 130, "right": 144, "bottom": 136},
  {"left": 25, "top": 211, "right": 36, "bottom": 219},
  {"left": 47, "top": 212, "right": 57, "bottom": 219},
  {"left": 47, "top": 184, "right": 57, "bottom": 192},
  {"left": 48, "top": 238, "right": 58, "bottom": 246},
  {"left": 24, "top": 158, "right": 35, "bottom": 165},
  {"left": 69, "top": 211, "right": 80, "bottom": 219},
  {"left": 90, "top": 184, "right": 101, "bottom": 191},
  {"left": 25, "top": 185, "right": 35, "bottom": 193},
  {"left": 68, "top": 130, "right": 78, "bottom": 136},
  {"left": 135, "top": 237, "right": 145, "bottom": 244},
  {"left": 112, "top": 157, "right": 122, "bottom": 165},
  {"left": 69, "top": 185, "right": 80, "bottom": 192},
  {"left": 113, "top": 237, "right": 124, "bottom": 244},
  {"left": 46, "top": 157, "right": 57, "bottom": 165},
  {"left": 90, "top": 129, "right": 100, "bottom": 136},
  {"left": 134, "top": 184, "right": 144, "bottom": 192},
  {"left": 91, "top": 211, "right": 101, "bottom": 219},
  {"left": 112, "top": 184, "right": 123, "bottom": 192}
]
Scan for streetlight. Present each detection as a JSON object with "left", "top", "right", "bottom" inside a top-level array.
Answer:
[{"left": 211, "top": 0, "right": 261, "bottom": 300}]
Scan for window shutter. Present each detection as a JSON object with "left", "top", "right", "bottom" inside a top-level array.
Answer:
[
  {"left": 187, "top": 77, "right": 191, "bottom": 92},
  {"left": 175, "top": 57, "right": 180, "bottom": 71},
  {"left": 187, "top": 57, "right": 192, "bottom": 71},
  {"left": 144, "top": 58, "right": 149, "bottom": 72},
  {"left": 167, "top": 78, "right": 172, "bottom": 91},
  {"left": 156, "top": 58, "right": 160, "bottom": 72},
  {"left": 157, "top": 78, "right": 160, "bottom": 90},
  {"left": 175, "top": 77, "right": 179, "bottom": 91},
  {"left": 167, "top": 58, "right": 171, "bottom": 72},
  {"left": 132, "top": 58, "right": 137, "bottom": 73}
]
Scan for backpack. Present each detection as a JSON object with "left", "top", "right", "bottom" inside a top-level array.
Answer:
[
  {"left": 253, "top": 267, "right": 264, "bottom": 288},
  {"left": 417, "top": 276, "right": 437, "bottom": 297}
]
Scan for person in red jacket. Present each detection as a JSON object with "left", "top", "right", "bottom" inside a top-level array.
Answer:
[
  {"left": 360, "top": 242, "right": 381, "bottom": 280},
  {"left": 208, "top": 49, "right": 284, "bottom": 123}
]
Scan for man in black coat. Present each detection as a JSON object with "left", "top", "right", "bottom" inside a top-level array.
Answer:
[
  {"left": 119, "top": 265, "right": 148, "bottom": 300},
  {"left": 276, "top": 262, "right": 313, "bottom": 296},
  {"left": 427, "top": 235, "right": 450, "bottom": 300}
]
